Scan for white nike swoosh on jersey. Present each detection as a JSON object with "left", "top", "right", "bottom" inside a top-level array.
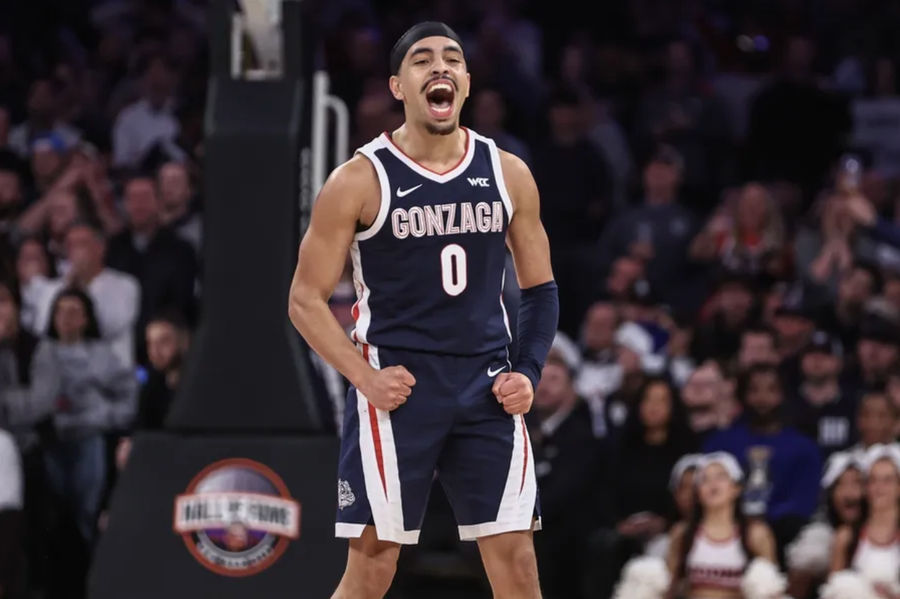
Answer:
[
  {"left": 396, "top": 184, "right": 423, "bottom": 197},
  {"left": 487, "top": 365, "right": 506, "bottom": 377}
]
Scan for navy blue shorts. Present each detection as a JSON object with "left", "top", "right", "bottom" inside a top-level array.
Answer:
[{"left": 335, "top": 344, "right": 541, "bottom": 544}]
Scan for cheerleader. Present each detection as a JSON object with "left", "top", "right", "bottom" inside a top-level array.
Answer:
[
  {"left": 830, "top": 443, "right": 900, "bottom": 599},
  {"left": 786, "top": 451, "right": 863, "bottom": 599},
  {"left": 666, "top": 452, "right": 777, "bottom": 598}
]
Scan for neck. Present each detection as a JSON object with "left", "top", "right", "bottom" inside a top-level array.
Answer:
[
  {"left": 163, "top": 203, "right": 188, "bottom": 224},
  {"left": 166, "top": 368, "right": 181, "bottom": 389},
  {"left": 391, "top": 124, "right": 466, "bottom": 167},
  {"left": 869, "top": 506, "right": 899, "bottom": 530},
  {"left": 703, "top": 504, "right": 735, "bottom": 529},
  {"left": 802, "top": 379, "right": 839, "bottom": 404},
  {"left": 647, "top": 193, "right": 674, "bottom": 206},
  {"left": 71, "top": 264, "right": 102, "bottom": 287},
  {"left": 133, "top": 222, "right": 159, "bottom": 238},
  {"left": 644, "top": 426, "right": 668, "bottom": 445}
]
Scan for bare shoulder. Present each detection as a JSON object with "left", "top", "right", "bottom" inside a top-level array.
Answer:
[
  {"left": 321, "top": 153, "right": 379, "bottom": 201},
  {"left": 498, "top": 149, "right": 534, "bottom": 188},
  {"left": 314, "top": 153, "right": 380, "bottom": 225},
  {"left": 497, "top": 149, "right": 537, "bottom": 212}
]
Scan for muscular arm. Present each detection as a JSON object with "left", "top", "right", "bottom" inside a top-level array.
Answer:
[
  {"left": 289, "top": 156, "right": 376, "bottom": 389},
  {"left": 501, "top": 151, "right": 553, "bottom": 289},
  {"left": 288, "top": 156, "right": 414, "bottom": 409},
  {"left": 489, "top": 150, "right": 556, "bottom": 414}
]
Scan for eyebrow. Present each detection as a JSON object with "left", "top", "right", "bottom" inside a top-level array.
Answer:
[{"left": 409, "top": 45, "right": 464, "bottom": 60}]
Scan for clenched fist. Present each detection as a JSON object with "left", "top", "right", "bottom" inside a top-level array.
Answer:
[
  {"left": 359, "top": 366, "right": 416, "bottom": 411},
  {"left": 492, "top": 372, "right": 533, "bottom": 415}
]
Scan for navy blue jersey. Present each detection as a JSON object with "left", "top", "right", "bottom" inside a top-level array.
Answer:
[{"left": 350, "top": 128, "right": 513, "bottom": 355}]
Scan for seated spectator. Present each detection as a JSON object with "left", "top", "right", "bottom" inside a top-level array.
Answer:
[
  {"left": 116, "top": 312, "right": 190, "bottom": 470},
  {"left": 850, "top": 392, "right": 898, "bottom": 458},
  {"left": 666, "top": 453, "right": 777, "bottom": 599},
  {"left": 157, "top": 161, "right": 202, "bottom": 255},
  {"left": 772, "top": 287, "right": 817, "bottom": 388},
  {"left": 690, "top": 182, "right": 788, "bottom": 278},
  {"left": 29, "top": 222, "right": 139, "bottom": 366},
  {"left": 471, "top": 88, "right": 530, "bottom": 165},
  {"left": 530, "top": 355, "right": 607, "bottom": 599},
  {"left": 694, "top": 273, "right": 760, "bottom": 362},
  {"left": 599, "top": 146, "right": 696, "bottom": 310},
  {"left": 575, "top": 301, "right": 620, "bottom": 430},
  {"left": 112, "top": 56, "right": 179, "bottom": 170},
  {"left": 592, "top": 378, "right": 695, "bottom": 596},
  {"left": 850, "top": 314, "right": 900, "bottom": 393},
  {"left": 788, "top": 331, "right": 857, "bottom": 455},
  {"left": 787, "top": 452, "right": 864, "bottom": 599},
  {"left": 106, "top": 175, "right": 197, "bottom": 356},
  {"left": 0, "top": 278, "right": 58, "bottom": 446},
  {"left": 830, "top": 444, "right": 900, "bottom": 591},
  {"left": 7, "top": 78, "right": 81, "bottom": 159},
  {"left": 682, "top": 360, "right": 739, "bottom": 441},
  {"left": 0, "top": 277, "right": 58, "bottom": 599},
  {"left": 736, "top": 325, "right": 780, "bottom": 371},
  {"left": 43, "top": 287, "right": 137, "bottom": 544},
  {"left": 603, "top": 255, "right": 645, "bottom": 304},
  {"left": 602, "top": 322, "right": 655, "bottom": 436},
  {"left": 0, "top": 429, "right": 24, "bottom": 599},
  {"left": 704, "top": 364, "right": 822, "bottom": 559},
  {"left": 816, "top": 260, "right": 881, "bottom": 351}
]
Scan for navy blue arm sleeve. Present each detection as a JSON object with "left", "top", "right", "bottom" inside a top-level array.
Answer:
[{"left": 513, "top": 280, "right": 559, "bottom": 391}]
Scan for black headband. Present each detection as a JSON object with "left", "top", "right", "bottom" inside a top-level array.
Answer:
[{"left": 390, "top": 21, "right": 464, "bottom": 74}]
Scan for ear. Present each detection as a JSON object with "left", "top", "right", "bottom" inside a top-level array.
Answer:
[
  {"left": 389, "top": 75, "right": 403, "bottom": 101},
  {"left": 464, "top": 72, "right": 471, "bottom": 99}
]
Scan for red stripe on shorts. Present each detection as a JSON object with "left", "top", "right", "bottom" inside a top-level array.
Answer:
[
  {"left": 362, "top": 344, "right": 388, "bottom": 498},
  {"left": 519, "top": 415, "right": 528, "bottom": 495}
]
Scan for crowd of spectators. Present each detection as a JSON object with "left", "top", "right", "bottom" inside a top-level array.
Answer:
[{"left": 3, "top": 0, "right": 900, "bottom": 598}]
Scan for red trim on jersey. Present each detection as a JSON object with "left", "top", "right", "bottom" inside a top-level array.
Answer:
[
  {"left": 362, "top": 344, "right": 388, "bottom": 498},
  {"left": 519, "top": 415, "right": 528, "bottom": 495},
  {"left": 383, "top": 127, "right": 471, "bottom": 175},
  {"left": 351, "top": 299, "right": 360, "bottom": 321}
]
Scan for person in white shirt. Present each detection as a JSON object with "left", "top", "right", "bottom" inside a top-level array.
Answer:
[
  {"left": 112, "top": 55, "right": 179, "bottom": 169},
  {"left": 28, "top": 222, "right": 139, "bottom": 366}
]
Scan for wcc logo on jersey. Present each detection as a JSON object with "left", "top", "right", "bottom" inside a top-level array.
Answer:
[
  {"left": 468, "top": 177, "right": 490, "bottom": 187},
  {"left": 173, "top": 458, "right": 301, "bottom": 577}
]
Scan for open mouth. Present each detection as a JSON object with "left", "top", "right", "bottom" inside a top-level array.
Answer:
[{"left": 425, "top": 80, "right": 455, "bottom": 119}]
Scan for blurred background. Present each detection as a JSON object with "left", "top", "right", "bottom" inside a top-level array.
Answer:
[{"left": 2, "top": 0, "right": 900, "bottom": 598}]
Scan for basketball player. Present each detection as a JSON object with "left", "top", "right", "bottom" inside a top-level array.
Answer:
[{"left": 288, "top": 21, "right": 557, "bottom": 599}]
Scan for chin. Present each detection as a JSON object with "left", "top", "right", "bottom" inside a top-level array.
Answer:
[{"left": 424, "top": 120, "right": 458, "bottom": 136}]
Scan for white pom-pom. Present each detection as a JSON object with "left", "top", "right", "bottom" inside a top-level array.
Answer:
[
  {"left": 820, "top": 570, "right": 879, "bottom": 599},
  {"left": 740, "top": 558, "right": 787, "bottom": 599},
  {"left": 858, "top": 549, "right": 900, "bottom": 594},
  {"left": 785, "top": 522, "right": 834, "bottom": 574},
  {"left": 612, "top": 556, "right": 670, "bottom": 599}
]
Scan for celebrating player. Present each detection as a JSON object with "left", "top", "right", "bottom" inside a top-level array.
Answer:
[{"left": 289, "top": 21, "right": 557, "bottom": 599}]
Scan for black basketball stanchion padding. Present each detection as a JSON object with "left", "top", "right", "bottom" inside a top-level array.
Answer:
[{"left": 89, "top": 2, "right": 345, "bottom": 596}]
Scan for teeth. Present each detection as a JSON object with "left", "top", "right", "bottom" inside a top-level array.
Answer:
[{"left": 428, "top": 83, "right": 452, "bottom": 93}]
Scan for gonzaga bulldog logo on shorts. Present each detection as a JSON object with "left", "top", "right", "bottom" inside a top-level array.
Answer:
[{"left": 173, "top": 458, "right": 301, "bottom": 576}]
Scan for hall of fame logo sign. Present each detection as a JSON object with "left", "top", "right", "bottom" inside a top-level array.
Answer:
[{"left": 173, "top": 458, "right": 301, "bottom": 577}]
